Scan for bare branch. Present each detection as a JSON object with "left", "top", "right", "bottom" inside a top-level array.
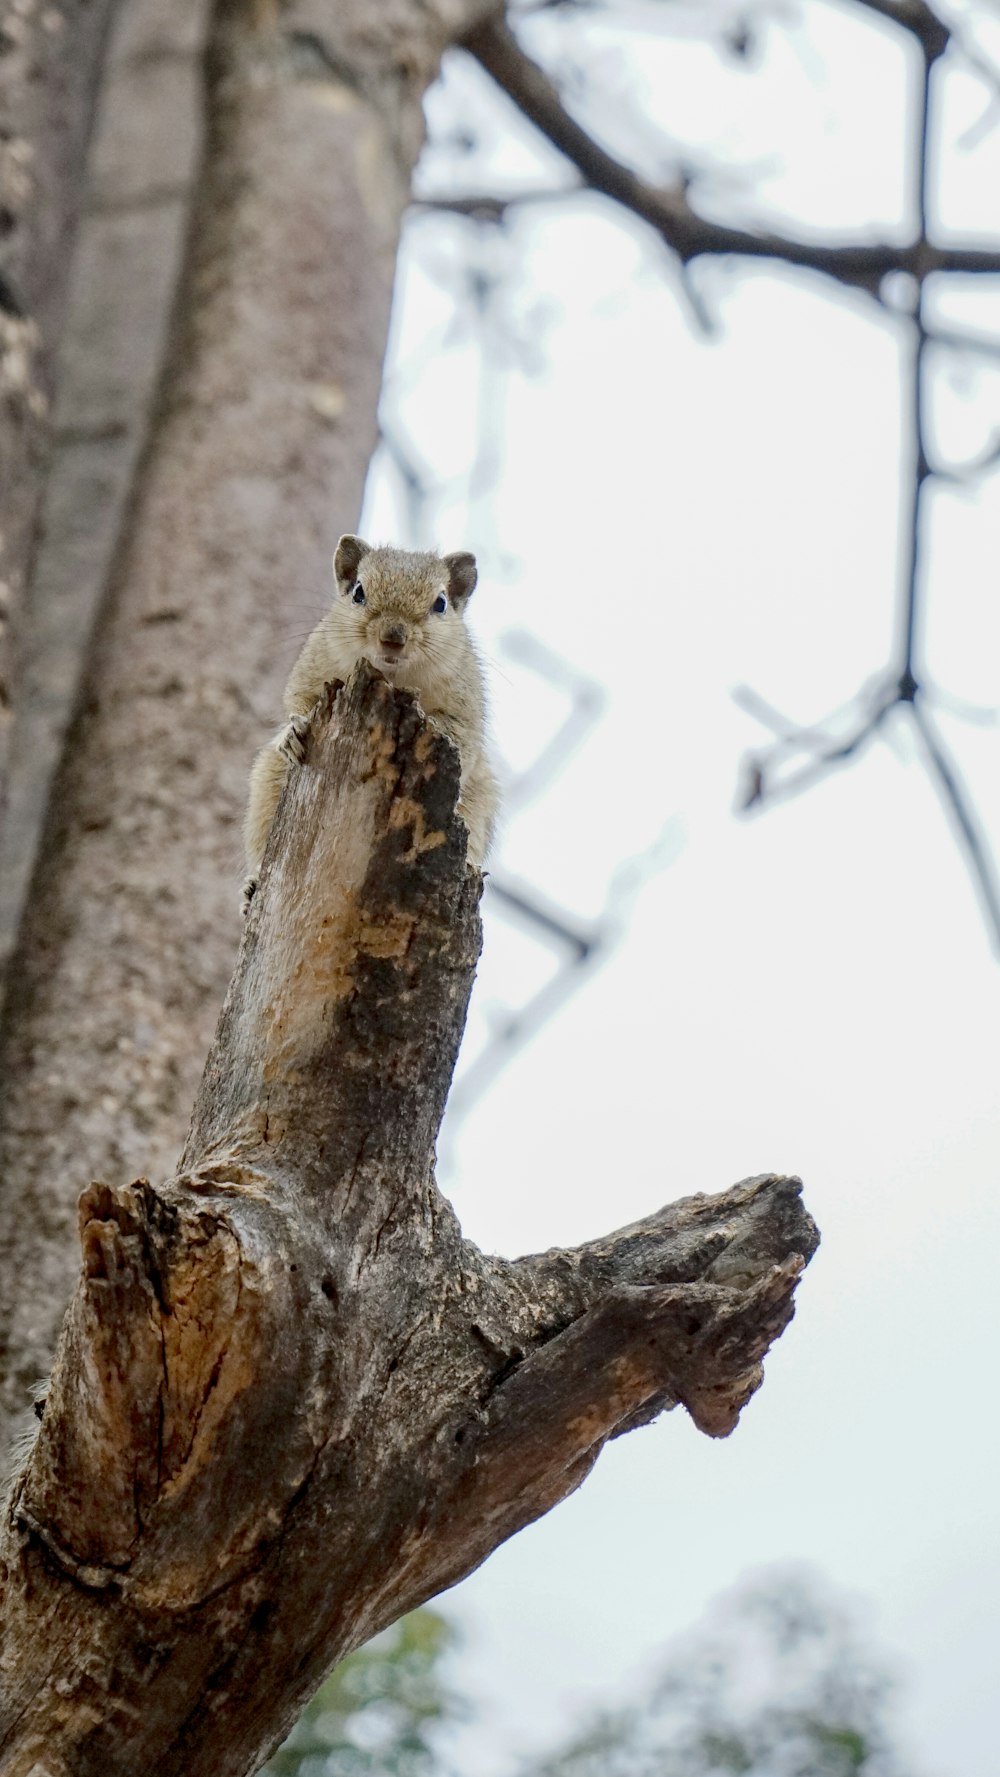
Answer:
[
  {"left": 732, "top": 12, "right": 1000, "bottom": 952},
  {"left": 934, "top": 429, "right": 1000, "bottom": 485},
  {"left": 410, "top": 186, "right": 579, "bottom": 220},
  {"left": 411, "top": 0, "right": 1000, "bottom": 969},
  {"left": 924, "top": 684, "right": 1000, "bottom": 726},
  {"left": 447, "top": 875, "right": 607, "bottom": 1124},
  {"left": 896, "top": 46, "right": 936, "bottom": 693},
  {"left": 461, "top": 13, "right": 1000, "bottom": 296},
  {"left": 732, "top": 683, "right": 869, "bottom": 760},
  {"left": 927, "top": 324, "right": 1000, "bottom": 365},
  {"left": 910, "top": 701, "right": 1000, "bottom": 954},
  {"left": 948, "top": 15, "right": 1000, "bottom": 150},
  {"left": 500, "top": 629, "right": 606, "bottom": 809},
  {"left": 738, "top": 693, "right": 894, "bottom": 812},
  {"left": 488, "top": 877, "right": 598, "bottom": 962},
  {"left": 847, "top": 0, "right": 949, "bottom": 60}
]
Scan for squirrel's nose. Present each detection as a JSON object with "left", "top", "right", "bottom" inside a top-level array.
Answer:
[{"left": 380, "top": 625, "right": 407, "bottom": 655}]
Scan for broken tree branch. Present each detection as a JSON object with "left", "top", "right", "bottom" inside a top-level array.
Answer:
[{"left": 0, "top": 664, "right": 817, "bottom": 1777}]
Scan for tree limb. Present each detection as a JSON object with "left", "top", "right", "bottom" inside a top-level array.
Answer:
[
  {"left": 461, "top": 12, "right": 1000, "bottom": 295},
  {"left": 0, "top": 665, "right": 818, "bottom": 1776},
  {"left": 0, "top": 0, "right": 473, "bottom": 1455},
  {"left": 847, "top": 0, "right": 949, "bottom": 60},
  {"left": 911, "top": 700, "right": 1000, "bottom": 951}
]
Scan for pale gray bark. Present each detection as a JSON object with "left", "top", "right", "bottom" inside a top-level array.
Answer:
[
  {"left": 0, "top": 0, "right": 121, "bottom": 824},
  {"left": 0, "top": 665, "right": 818, "bottom": 1777},
  {"left": 0, "top": 0, "right": 496, "bottom": 1458},
  {"left": 0, "top": 0, "right": 212, "bottom": 987}
]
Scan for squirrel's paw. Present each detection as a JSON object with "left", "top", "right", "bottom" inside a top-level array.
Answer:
[
  {"left": 277, "top": 714, "right": 310, "bottom": 767},
  {"left": 241, "top": 875, "right": 258, "bottom": 916}
]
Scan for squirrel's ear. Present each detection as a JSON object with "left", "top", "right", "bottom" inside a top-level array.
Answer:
[
  {"left": 444, "top": 551, "right": 477, "bottom": 608},
  {"left": 334, "top": 534, "right": 371, "bottom": 587}
]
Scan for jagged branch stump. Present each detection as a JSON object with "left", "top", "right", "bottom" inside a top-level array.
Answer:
[{"left": 0, "top": 663, "right": 819, "bottom": 1776}]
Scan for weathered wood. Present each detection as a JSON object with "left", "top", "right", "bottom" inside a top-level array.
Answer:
[
  {"left": 0, "top": 0, "right": 499, "bottom": 1456},
  {"left": 0, "top": 665, "right": 818, "bottom": 1777}
]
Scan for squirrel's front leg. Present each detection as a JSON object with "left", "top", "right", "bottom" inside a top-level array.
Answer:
[
  {"left": 242, "top": 717, "right": 310, "bottom": 911},
  {"left": 277, "top": 712, "right": 310, "bottom": 767}
]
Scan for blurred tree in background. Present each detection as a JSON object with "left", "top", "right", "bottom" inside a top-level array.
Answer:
[
  {"left": 268, "top": 1575, "right": 915, "bottom": 1777},
  {"left": 521, "top": 1573, "right": 913, "bottom": 1777},
  {"left": 264, "top": 1611, "right": 463, "bottom": 1777}
]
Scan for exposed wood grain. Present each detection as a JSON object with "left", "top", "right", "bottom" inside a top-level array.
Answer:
[
  {"left": 0, "top": 0, "right": 500, "bottom": 1456},
  {"left": 0, "top": 666, "right": 818, "bottom": 1777}
]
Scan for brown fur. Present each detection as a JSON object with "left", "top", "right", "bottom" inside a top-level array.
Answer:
[{"left": 243, "top": 538, "right": 498, "bottom": 900}]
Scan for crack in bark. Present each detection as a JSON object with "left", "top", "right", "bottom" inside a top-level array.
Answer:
[{"left": 0, "top": 669, "right": 817, "bottom": 1774}]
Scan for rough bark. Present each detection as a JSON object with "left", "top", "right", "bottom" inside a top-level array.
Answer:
[
  {"left": 0, "top": 665, "right": 819, "bottom": 1777},
  {"left": 0, "top": 0, "right": 496, "bottom": 1460},
  {"left": 0, "top": 0, "right": 120, "bottom": 822}
]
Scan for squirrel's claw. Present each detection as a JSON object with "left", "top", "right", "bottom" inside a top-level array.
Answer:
[{"left": 278, "top": 715, "right": 309, "bottom": 767}]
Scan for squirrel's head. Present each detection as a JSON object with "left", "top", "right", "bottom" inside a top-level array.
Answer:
[{"left": 331, "top": 536, "right": 477, "bottom": 677}]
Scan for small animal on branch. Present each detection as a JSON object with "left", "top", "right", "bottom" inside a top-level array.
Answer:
[{"left": 243, "top": 537, "right": 499, "bottom": 906}]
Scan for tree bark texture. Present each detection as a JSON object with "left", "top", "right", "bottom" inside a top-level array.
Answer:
[
  {"left": 0, "top": 0, "right": 496, "bottom": 1460},
  {"left": 0, "top": 0, "right": 212, "bottom": 989},
  {"left": 0, "top": 665, "right": 819, "bottom": 1777},
  {"left": 0, "top": 0, "right": 120, "bottom": 821}
]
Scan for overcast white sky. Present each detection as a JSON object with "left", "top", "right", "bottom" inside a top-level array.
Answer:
[{"left": 363, "top": 3, "right": 1000, "bottom": 1771}]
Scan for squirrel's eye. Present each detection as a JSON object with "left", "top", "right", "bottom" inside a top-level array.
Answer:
[
  {"left": 432, "top": 593, "right": 447, "bottom": 615},
  {"left": 352, "top": 584, "right": 366, "bottom": 605}
]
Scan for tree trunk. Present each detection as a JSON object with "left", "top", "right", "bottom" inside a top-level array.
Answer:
[
  {"left": 0, "top": 664, "right": 819, "bottom": 1776},
  {"left": 0, "top": 0, "right": 121, "bottom": 821},
  {"left": 0, "top": 9, "right": 819, "bottom": 1766},
  {"left": 0, "top": 0, "right": 494, "bottom": 1458},
  {"left": 0, "top": 0, "right": 213, "bottom": 989}
]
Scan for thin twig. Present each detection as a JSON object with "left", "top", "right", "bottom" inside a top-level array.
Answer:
[
  {"left": 926, "top": 324, "right": 1000, "bottom": 364},
  {"left": 410, "top": 187, "right": 580, "bottom": 220},
  {"left": 732, "top": 684, "right": 858, "bottom": 755},
  {"left": 448, "top": 813, "right": 681, "bottom": 1129},
  {"left": 897, "top": 46, "right": 935, "bottom": 695},
  {"left": 925, "top": 684, "right": 1000, "bottom": 726},
  {"left": 488, "top": 878, "right": 599, "bottom": 963},
  {"left": 739, "top": 697, "right": 895, "bottom": 811},
  {"left": 910, "top": 702, "right": 1000, "bottom": 953},
  {"left": 934, "top": 430, "right": 1000, "bottom": 485},
  {"left": 500, "top": 630, "right": 606, "bottom": 810}
]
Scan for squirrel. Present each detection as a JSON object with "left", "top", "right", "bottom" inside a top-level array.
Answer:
[{"left": 242, "top": 536, "right": 499, "bottom": 905}]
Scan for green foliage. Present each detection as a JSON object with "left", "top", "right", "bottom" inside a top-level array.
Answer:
[
  {"left": 520, "top": 1571, "right": 915, "bottom": 1777},
  {"left": 263, "top": 1572, "right": 916, "bottom": 1777},
  {"left": 262, "top": 1609, "right": 463, "bottom": 1777}
]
